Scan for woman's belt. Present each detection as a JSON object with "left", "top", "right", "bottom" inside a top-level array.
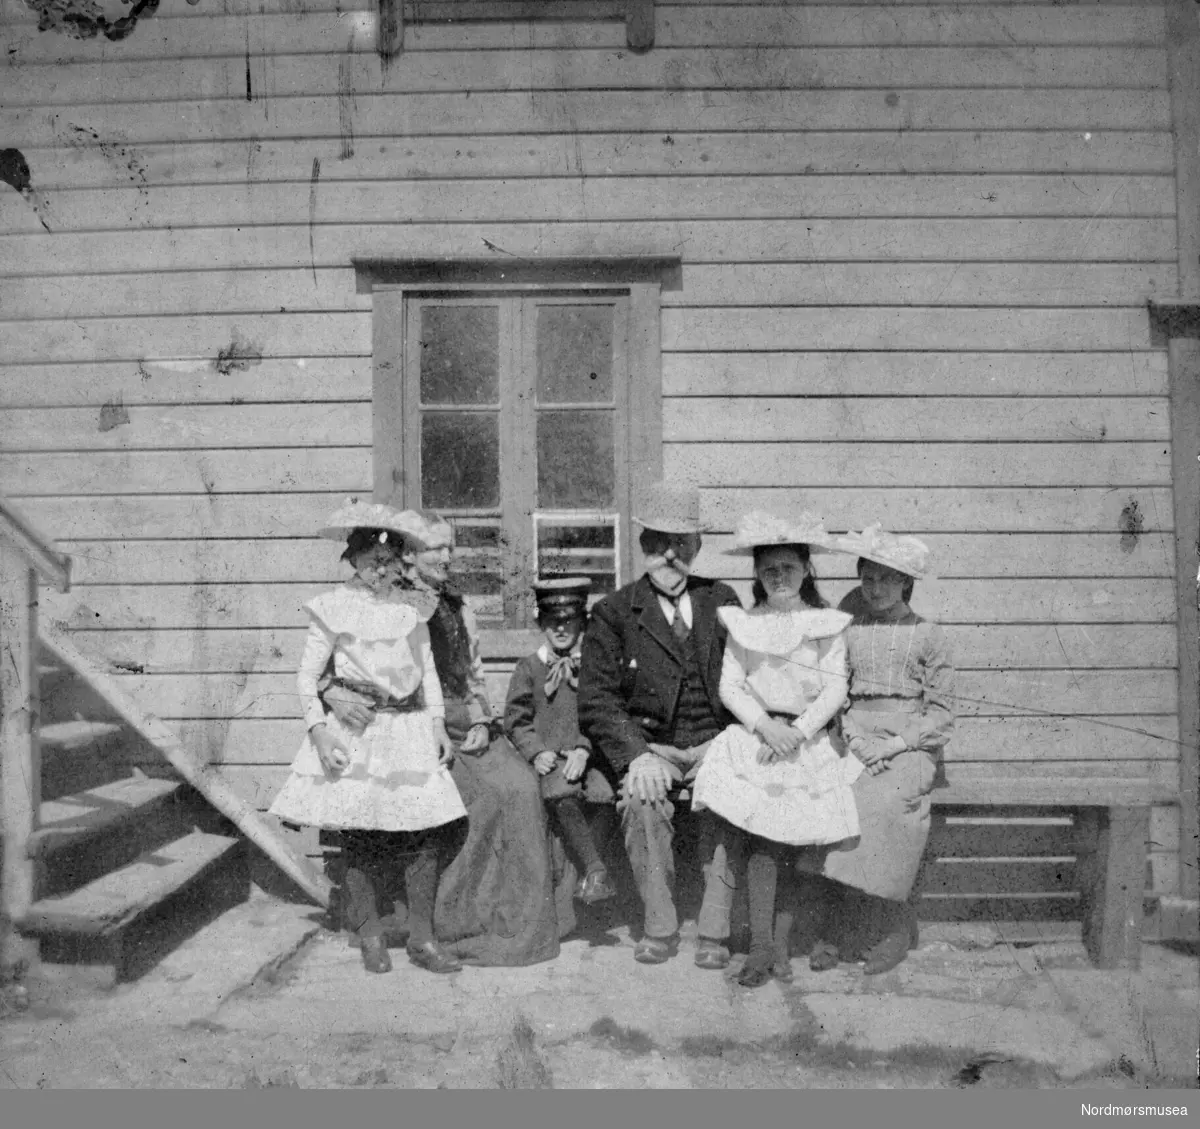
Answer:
[
  {"left": 849, "top": 695, "right": 920, "bottom": 714},
  {"left": 331, "top": 677, "right": 425, "bottom": 714},
  {"left": 766, "top": 710, "right": 801, "bottom": 723}
]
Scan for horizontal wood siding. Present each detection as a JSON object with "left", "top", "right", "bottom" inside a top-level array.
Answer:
[{"left": 0, "top": 0, "right": 1181, "bottom": 893}]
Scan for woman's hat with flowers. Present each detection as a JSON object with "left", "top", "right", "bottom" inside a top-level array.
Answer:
[
  {"left": 835, "top": 523, "right": 933, "bottom": 580},
  {"left": 318, "top": 497, "right": 429, "bottom": 546},
  {"left": 724, "top": 509, "right": 836, "bottom": 555}
]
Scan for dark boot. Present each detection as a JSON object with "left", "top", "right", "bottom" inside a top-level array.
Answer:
[
  {"left": 809, "top": 939, "right": 840, "bottom": 972},
  {"left": 737, "top": 947, "right": 775, "bottom": 989},
  {"left": 862, "top": 930, "right": 910, "bottom": 975},
  {"left": 360, "top": 934, "right": 393, "bottom": 974}
]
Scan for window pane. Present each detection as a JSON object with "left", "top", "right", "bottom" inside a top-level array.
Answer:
[
  {"left": 419, "top": 306, "right": 499, "bottom": 405},
  {"left": 536, "top": 304, "right": 613, "bottom": 404},
  {"left": 537, "top": 521, "right": 617, "bottom": 596},
  {"left": 446, "top": 521, "right": 505, "bottom": 599},
  {"left": 537, "top": 411, "right": 614, "bottom": 508},
  {"left": 421, "top": 412, "right": 500, "bottom": 508}
]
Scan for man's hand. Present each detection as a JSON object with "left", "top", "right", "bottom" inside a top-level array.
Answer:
[
  {"left": 754, "top": 717, "right": 803, "bottom": 762},
  {"left": 626, "top": 751, "right": 673, "bottom": 808},
  {"left": 562, "top": 747, "right": 589, "bottom": 783},
  {"left": 460, "top": 723, "right": 491, "bottom": 754},
  {"left": 324, "top": 685, "right": 375, "bottom": 736},
  {"left": 533, "top": 750, "right": 557, "bottom": 776},
  {"left": 310, "top": 723, "right": 350, "bottom": 774}
]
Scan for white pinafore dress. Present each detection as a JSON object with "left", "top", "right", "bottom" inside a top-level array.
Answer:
[
  {"left": 268, "top": 586, "right": 467, "bottom": 832},
  {"left": 691, "top": 605, "right": 863, "bottom": 846}
]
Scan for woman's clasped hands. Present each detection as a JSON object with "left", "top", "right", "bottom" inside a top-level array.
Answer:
[
  {"left": 848, "top": 733, "right": 908, "bottom": 776},
  {"left": 752, "top": 715, "right": 803, "bottom": 765}
]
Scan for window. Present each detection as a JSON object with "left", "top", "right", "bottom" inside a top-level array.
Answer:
[{"left": 363, "top": 260, "right": 676, "bottom": 629}]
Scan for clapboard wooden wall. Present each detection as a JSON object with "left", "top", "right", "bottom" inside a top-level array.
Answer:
[{"left": 0, "top": 0, "right": 1183, "bottom": 901}]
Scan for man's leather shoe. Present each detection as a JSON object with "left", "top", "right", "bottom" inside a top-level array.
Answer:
[
  {"left": 576, "top": 867, "right": 617, "bottom": 905},
  {"left": 406, "top": 941, "right": 463, "bottom": 974},
  {"left": 360, "top": 935, "right": 392, "bottom": 974},
  {"left": 633, "top": 935, "right": 678, "bottom": 965},
  {"left": 694, "top": 937, "right": 730, "bottom": 970}
]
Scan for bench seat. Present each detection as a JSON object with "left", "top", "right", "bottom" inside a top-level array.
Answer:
[{"left": 930, "top": 775, "right": 1150, "bottom": 969}]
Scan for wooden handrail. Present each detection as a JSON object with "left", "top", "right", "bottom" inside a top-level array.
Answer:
[
  {"left": 39, "top": 622, "right": 332, "bottom": 909},
  {"left": 0, "top": 495, "right": 70, "bottom": 594}
]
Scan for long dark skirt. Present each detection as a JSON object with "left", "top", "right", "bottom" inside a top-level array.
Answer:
[{"left": 431, "top": 702, "right": 576, "bottom": 965}]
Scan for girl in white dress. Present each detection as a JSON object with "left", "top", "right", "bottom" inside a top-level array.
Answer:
[
  {"left": 692, "top": 511, "right": 862, "bottom": 987},
  {"left": 269, "top": 500, "right": 467, "bottom": 975}
]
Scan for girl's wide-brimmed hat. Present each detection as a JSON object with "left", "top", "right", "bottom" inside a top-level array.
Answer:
[
  {"left": 317, "top": 497, "right": 429, "bottom": 546},
  {"left": 835, "top": 523, "right": 934, "bottom": 580},
  {"left": 631, "top": 481, "right": 707, "bottom": 535},
  {"left": 723, "top": 509, "right": 836, "bottom": 556}
]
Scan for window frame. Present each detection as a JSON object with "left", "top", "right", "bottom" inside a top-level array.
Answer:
[{"left": 361, "top": 258, "right": 676, "bottom": 631}]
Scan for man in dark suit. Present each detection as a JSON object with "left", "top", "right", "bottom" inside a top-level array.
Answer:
[{"left": 578, "top": 482, "right": 743, "bottom": 966}]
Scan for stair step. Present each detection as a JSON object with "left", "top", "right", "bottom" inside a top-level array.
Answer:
[
  {"left": 21, "top": 831, "right": 244, "bottom": 939},
  {"left": 39, "top": 720, "right": 129, "bottom": 803},
  {"left": 39, "top": 720, "right": 123, "bottom": 753},
  {"left": 30, "top": 776, "right": 184, "bottom": 861}
]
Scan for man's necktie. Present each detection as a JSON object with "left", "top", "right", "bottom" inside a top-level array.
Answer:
[{"left": 670, "top": 595, "right": 690, "bottom": 642}]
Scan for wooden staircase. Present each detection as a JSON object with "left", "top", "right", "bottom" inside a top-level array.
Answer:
[
  {"left": 1, "top": 497, "right": 330, "bottom": 986},
  {"left": 22, "top": 657, "right": 248, "bottom": 984}
]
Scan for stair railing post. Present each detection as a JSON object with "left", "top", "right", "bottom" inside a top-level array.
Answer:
[{"left": 0, "top": 546, "right": 41, "bottom": 971}]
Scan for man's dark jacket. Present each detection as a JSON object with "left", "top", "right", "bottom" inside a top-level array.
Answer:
[{"left": 578, "top": 574, "right": 741, "bottom": 776}]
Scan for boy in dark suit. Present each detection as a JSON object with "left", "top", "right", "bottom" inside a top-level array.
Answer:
[{"left": 505, "top": 577, "right": 617, "bottom": 905}]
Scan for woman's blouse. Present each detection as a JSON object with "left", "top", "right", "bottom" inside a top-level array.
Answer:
[
  {"left": 298, "top": 585, "right": 444, "bottom": 732},
  {"left": 717, "top": 605, "right": 852, "bottom": 741},
  {"left": 838, "top": 588, "right": 956, "bottom": 753}
]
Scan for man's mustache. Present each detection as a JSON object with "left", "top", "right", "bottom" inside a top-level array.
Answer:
[{"left": 644, "top": 553, "right": 691, "bottom": 574}]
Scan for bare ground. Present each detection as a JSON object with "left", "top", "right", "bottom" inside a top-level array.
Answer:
[{"left": 3, "top": 922, "right": 1195, "bottom": 1090}]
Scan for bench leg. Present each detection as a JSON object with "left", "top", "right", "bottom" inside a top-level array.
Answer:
[{"left": 1079, "top": 807, "right": 1148, "bottom": 970}]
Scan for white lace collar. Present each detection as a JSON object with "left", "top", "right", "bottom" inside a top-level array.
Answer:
[{"left": 718, "top": 605, "right": 852, "bottom": 656}]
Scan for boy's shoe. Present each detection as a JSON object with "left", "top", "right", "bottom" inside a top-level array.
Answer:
[
  {"left": 633, "top": 934, "right": 679, "bottom": 965},
  {"left": 694, "top": 937, "right": 730, "bottom": 970},
  {"left": 360, "top": 935, "right": 393, "bottom": 974},
  {"left": 576, "top": 866, "right": 617, "bottom": 905},
  {"left": 406, "top": 941, "right": 463, "bottom": 974}
]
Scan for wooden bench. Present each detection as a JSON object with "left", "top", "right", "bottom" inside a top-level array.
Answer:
[
  {"left": 926, "top": 776, "right": 1151, "bottom": 969},
  {"left": 479, "top": 637, "right": 1155, "bottom": 970}
]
